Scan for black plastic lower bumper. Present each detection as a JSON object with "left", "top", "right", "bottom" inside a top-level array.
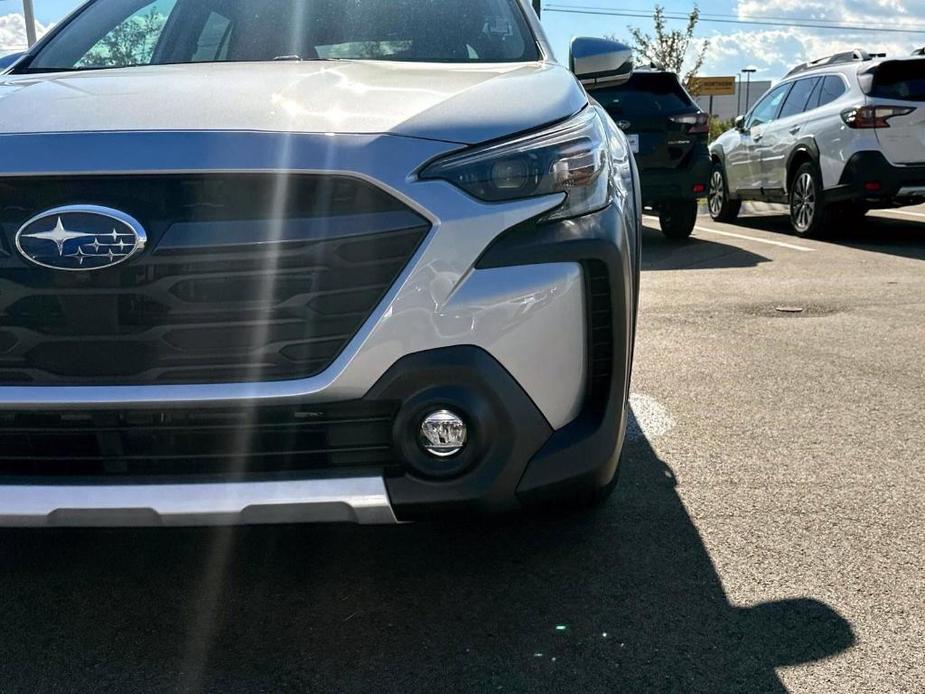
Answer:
[
  {"left": 638, "top": 155, "right": 711, "bottom": 206},
  {"left": 833, "top": 151, "right": 925, "bottom": 206}
]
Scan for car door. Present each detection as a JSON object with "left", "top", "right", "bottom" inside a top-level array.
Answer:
[
  {"left": 760, "top": 77, "right": 820, "bottom": 193},
  {"left": 727, "top": 83, "right": 791, "bottom": 192},
  {"left": 744, "top": 83, "right": 792, "bottom": 192},
  {"left": 722, "top": 126, "right": 756, "bottom": 193}
]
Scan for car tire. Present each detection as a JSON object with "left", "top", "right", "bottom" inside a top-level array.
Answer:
[
  {"left": 708, "top": 162, "right": 741, "bottom": 222},
  {"left": 789, "top": 162, "right": 832, "bottom": 237},
  {"left": 659, "top": 200, "right": 698, "bottom": 240}
]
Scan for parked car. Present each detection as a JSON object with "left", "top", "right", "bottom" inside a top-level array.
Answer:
[
  {"left": 0, "top": 0, "right": 640, "bottom": 526},
  {"left": 591, "top": 69, "right": 711, "bottom": 239},
  {"left": 710, "top": 49, "right": 925, "bottom": 237}
]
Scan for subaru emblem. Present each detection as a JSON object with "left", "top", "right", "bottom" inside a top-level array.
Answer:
[{"left": 15, "top": 205, "right": 146, "bottom": 272}]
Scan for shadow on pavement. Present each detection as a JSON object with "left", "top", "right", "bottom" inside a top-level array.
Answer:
[
  {"left": 733, "top": 213, "right": 925, "bottom": 262},
  {"left": 642, "top": 223, "right": 771, "bottom": 271},
  {"left": 0, "top": 413, "right": 854, "bottom": 693}
]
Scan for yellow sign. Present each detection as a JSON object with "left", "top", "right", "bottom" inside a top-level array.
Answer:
[{"left": 689, "top": 76, "right": 736, "bottom": 96}]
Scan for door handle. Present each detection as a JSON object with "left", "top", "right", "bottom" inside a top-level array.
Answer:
[
  {"left": 789, "top": 126, "right": 802, "bottom": 135},
  {"left": 753, "top": 134, "right": 763, "bottom": 142}
]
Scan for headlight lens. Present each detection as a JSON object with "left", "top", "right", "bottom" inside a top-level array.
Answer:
[{"left": 420, "top": 108, "right": 611, "bottom": 221}]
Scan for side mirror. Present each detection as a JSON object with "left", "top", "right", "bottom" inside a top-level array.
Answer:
[
  {"left": 569, "top": 37, "right": 633, "bottom": 89},
  {"left": 734, "top": 115, "right": 746, "bottom": 131}
]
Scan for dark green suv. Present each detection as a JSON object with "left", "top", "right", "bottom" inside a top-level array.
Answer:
[{"left": 591, "top": 70, "right": 711, "bottom": 239}]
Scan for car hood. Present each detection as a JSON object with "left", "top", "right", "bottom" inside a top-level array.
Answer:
[{"left": 0, "top": 61, "right": 586, "bottom": 145}]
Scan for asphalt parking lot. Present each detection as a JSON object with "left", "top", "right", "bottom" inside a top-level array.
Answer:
[{"left": 0, "top": 204, "right": 922, "bottom": 693}]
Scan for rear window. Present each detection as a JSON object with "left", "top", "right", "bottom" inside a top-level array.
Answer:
[
  {"left": 591, "top": 73, "right": 696, "bottom": 118},
  {"left": 871, "top": 60, "right": 925, "bottom": 101}
]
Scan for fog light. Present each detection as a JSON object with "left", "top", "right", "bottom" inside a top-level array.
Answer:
[{"left": 419, "top": 410, "right": 467, "bottom": 458}]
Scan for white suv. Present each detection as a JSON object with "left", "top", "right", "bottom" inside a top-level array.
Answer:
[{"left": 709, "top": 50, "right": 925, "bottom": 236}]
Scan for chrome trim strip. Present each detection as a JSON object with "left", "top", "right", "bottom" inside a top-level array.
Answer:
[
  {"left": 896, "top": 186, "right": 925, "bottom": 196},
  {"left": 0, "top": 476, "right": 398, "bottom": 527}
]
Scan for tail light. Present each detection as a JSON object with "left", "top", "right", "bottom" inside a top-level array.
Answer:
[
  {"left": 841, "top": 105, "right": 914, "bottom": 128},
  {"left": 671, "top": 112, "right": 710, "bottom": 134}
]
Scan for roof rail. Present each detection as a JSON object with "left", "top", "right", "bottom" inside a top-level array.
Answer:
[{"left": 784, "top": 49, "right": 877, "bottom": 78}]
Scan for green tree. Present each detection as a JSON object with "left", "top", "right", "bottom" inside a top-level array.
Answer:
[
  {"left": 624, "top": 5, "right": 710, "bottom": 91},
  {"left": 709, "top": 116, "right": 736, "bottom": 143}
]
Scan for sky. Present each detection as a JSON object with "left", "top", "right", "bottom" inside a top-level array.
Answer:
[{"left": 2, "top": 0, "right": 925, "bottom": 81}]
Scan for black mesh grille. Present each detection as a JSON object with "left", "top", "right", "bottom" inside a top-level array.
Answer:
[
  {"left": 0, "top": 174, "right": 429, "bottom": 385},
  {"left": 584, "top": 260, "right": 614, "bottom": 408},
  {"left": 0, "top": 401, "right": 399, "bottom": 480}
]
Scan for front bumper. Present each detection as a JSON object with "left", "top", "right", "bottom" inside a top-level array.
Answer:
[
  {"left": 833, "top": 150, "right": 925, "bottom": 206},
  {"left": 0, "top": 131, "right": 636, "bottom": 524}
]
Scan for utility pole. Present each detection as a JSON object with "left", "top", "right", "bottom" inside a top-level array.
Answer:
[
  {"left": 22, "top": 0, "right": 37, "bottom": 47},
  {"left": 532, "top": 0, "right": 541, "bottom": 18},
  {"left": 741, "top": 67, "right": 757, "bottom": 113}
]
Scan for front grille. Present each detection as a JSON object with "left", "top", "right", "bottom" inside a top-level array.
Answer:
[
  {"left": 0, "top": 401, "right": 399, "bottom": 480},
  {"left": 0, "top": 174, "right": 429, "bottom": 385}
]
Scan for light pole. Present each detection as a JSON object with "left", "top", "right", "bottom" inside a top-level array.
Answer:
[
  {"left": 22, "top": 0, "right": 37, "bottom": 47},
  {"left": 741, "top": 68, "right": 757, "bottom": 113}
]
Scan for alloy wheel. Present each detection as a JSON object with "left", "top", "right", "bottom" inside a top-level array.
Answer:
[
  {"left": 792, "top": 172, "right": 816, "bottom": 233},
  {"left": 709, "top": 170, "right": 725, "bottom": 217}
]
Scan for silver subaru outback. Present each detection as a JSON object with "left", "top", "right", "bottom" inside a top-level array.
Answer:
[{"left": 0, "top": 0, "right": 640, "bottom": 526}]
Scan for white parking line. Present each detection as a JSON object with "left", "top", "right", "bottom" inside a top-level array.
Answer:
[
  {"left": 628, "top": 393, "right": 674, "bottom": 442},
  {"left": 693, "top": 225, "right": 816, "bottom": 252},
  {"left": 871, "top": 208, "right": 925, "bottom": 220}
]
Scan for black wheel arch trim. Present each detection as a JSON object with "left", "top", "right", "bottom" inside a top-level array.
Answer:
[{"left": 785, "top": 140, "right": 821, "bottom": 193}]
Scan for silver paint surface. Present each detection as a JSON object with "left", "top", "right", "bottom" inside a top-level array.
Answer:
[
  {"left": 0, "top": 476, "right": 398, "bottom": 526},
  {"left": 0, "top": 60, "right": 585, "bottom": 145}
]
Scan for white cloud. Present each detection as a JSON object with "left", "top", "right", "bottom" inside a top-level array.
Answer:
[
  {"left": 0, "top": 13, "right": 46, "bottom": 56},
  {"left": 734, "top": 0, "right": 916, "bottom": 23},
  {"left": 703, "top": 1, "right": 925, "bottom": 78}
]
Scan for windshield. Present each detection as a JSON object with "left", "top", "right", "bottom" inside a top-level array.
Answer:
[{"left": 24, "top": 0, "right": 539, "bottom": 72}]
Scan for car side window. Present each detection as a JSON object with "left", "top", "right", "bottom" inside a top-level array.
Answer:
[
  {"left": 746, "top": 83, "right": 791, "bottom": 129},
  {"left": 778, "top": 77, "right": 820, "bottom": 119},
  {"left": 814, "top": 75, "right": 847, "bottom": 109}
]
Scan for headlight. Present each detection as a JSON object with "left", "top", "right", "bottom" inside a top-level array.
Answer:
[{"left": 420, "top": 108, "right": 611, "bottom": 221}]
